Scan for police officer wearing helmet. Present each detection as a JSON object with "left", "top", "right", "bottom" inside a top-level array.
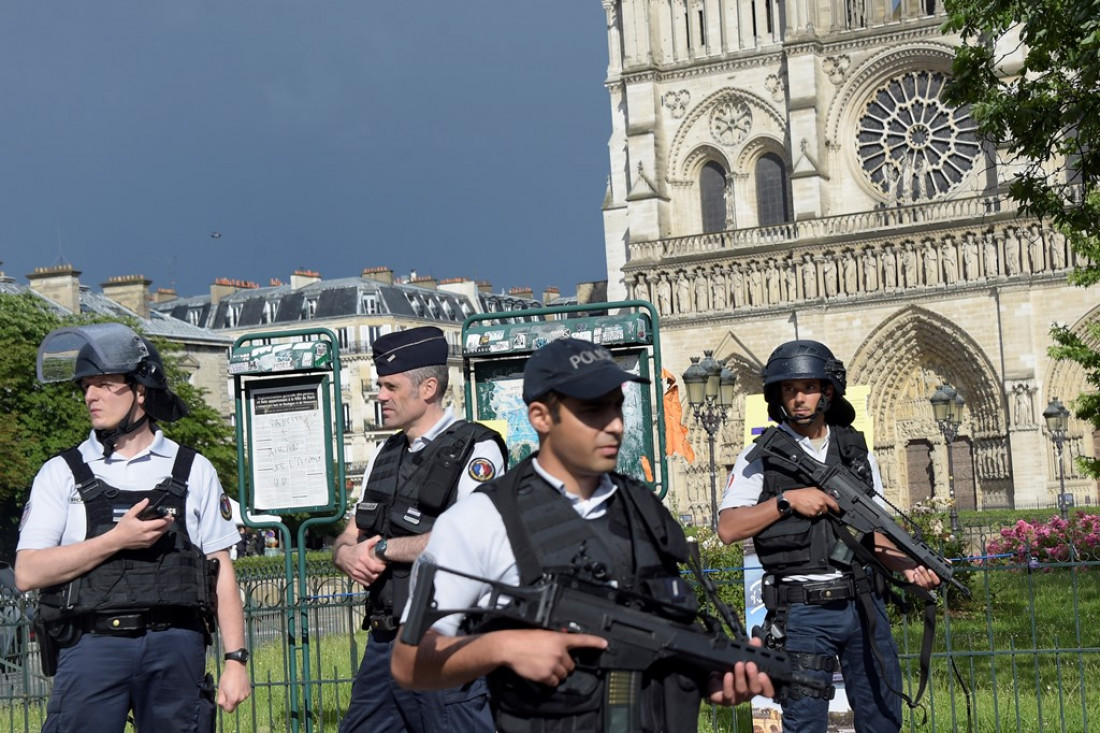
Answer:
[
  {"left": 14, "top": 322, "right": 251, "bottom": 732},
  {"left": 333, "top": 326, "right": 506, "bottom": 732},
  {"left": 717, "top": 340, "right": 939, "bottom": 733},
  {"left": 391, "top": 338, "right": 774, "bottom": 732}
]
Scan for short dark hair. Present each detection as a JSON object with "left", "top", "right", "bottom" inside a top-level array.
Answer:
[
  {"left": 532, "top": 389, "right": 563, "bottom": 423},
  {"left": 406, "top": 365, "right": 449, "bottom": 401}
]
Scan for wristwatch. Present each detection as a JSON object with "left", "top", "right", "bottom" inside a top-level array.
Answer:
[
  {"left": 775, "top": 492, "right": 793, "bottom": 517},
  {"left": 374, "top": 537, "right": 389, "bottom": 562},
  {"left": 224, "top": 648, "right": 250, "bottom": 665}
]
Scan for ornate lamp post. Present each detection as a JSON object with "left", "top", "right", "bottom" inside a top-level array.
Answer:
[
  {"left": 1043, "top": 397, "right": 1071, "bottom": 520},
  {"left": 682, "top": 351, "right": 737, "bottom": 532},
  {"left": 930, "top": 383, "right": 965, "bottom": 533}
]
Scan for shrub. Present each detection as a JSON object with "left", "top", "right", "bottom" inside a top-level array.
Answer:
[{"left": 984, "top": 513, "right": 1100, "bottom": 566}]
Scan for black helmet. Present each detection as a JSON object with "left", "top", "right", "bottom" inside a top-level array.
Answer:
[
  {"left": 38, "top": 323, "right": 188, "bottom": 423},
  {"left": 761, "top": 340, "right": 855, "bottom": 426}
]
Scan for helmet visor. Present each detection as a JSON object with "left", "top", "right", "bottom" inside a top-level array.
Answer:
[{"left": 37, "top": 323, "right": 149, "bottom": 384}]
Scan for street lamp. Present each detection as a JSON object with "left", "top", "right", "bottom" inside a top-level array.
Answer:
[
  {"left": 1043, "top": 397, "right": 1071, "bottom": 520},
  {"left": 682, "top": 351, "right": 737, "bottom": 532},
  {"left": 930, "top": 383, "right": 965, "bottom": 532}
]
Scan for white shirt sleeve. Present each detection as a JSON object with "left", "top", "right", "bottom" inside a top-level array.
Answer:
[
  {"left": 187, "top": 452, "right": 241, "bottom": 555},
  {"left": 453, "top": 439, "right": 506, "bottom": 501},
  {"left": 17, "top": 456, "right": 84, "bottom": 550},
  {"left": 400, "top": 492, "right": 518, "bottom": 636},
  {"left": 719, "top": 444, "right": 765, "bottom": 510}
]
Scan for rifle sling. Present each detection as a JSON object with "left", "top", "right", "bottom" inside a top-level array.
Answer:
[{"left": 832, "top": 524, "right": 936, "bottom": 709}]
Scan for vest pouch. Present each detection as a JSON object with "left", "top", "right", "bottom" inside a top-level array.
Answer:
[
  {"left": 354, "top": 502, "right": 385, "bottom": 535},
  {"left": 641, "top": 666, "right": 704, "bottom": 733},
  {"left": 388, "top": 503, "right": 436, "bottom": 536},
  {"left": 490, "top": 664, "right": 603, "bottom": 724},
  {"left": 754, "top": 515, "right": 815, "bottom": 568},
  {"left": 639, "top": 578, "right": 698, "bottom": 623}
]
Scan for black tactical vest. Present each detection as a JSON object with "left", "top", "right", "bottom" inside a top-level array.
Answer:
[
  {"left": 751, "top": 425, "right": 876, "bottom": 576},
  {"left": 355, "top": 421, "right": 506, "bottom": 621},
  {"left": 474, "top": 457, "right": 703, "bottom": 733},
  {"left": 36, "top": 445, "right": 216, "bottom": 625}
]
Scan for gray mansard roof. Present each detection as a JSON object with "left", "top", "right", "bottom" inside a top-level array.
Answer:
[
  {"left": 153, "top": 277, "right": 545, "bottom": 330},
  {"left": 0, "top": 279, "right": 230, "bottom": 346}
]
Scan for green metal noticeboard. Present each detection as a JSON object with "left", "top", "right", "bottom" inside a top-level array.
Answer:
[{"left": 462, "top": 301, "right": 669, "bottom": 497}]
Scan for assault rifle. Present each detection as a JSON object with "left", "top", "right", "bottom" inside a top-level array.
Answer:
[
  {"left": 751, "top": 428, "right": 969, "bottom": 596},
  {"left": 400, "top": 561, "right": 830, "bottom": 700}
]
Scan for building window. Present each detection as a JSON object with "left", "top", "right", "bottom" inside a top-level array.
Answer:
[
  {"left": 373, "top": 401, "right": 385, "bottom": 427},
  {"left": 337, "top": 327, "right": 350, "bottom": 350},
  {"left": 856, "top": 70, "right": 981, "bottom": 202},
  {"left": 755, "top": 153, "right": 790, "bottom": 227},
  {"left": 342, "top": 402, "right": 351, "bottom": 431},
  {"left": 363, "top": 294, "right": 379, "bottom": 314},
  {"left": 700, "top": 161, "right": 727, "bottom": 233}
]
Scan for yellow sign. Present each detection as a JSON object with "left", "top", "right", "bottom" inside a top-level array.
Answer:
[{"left": 743, "top": 386, "right": 874, "bottom": 451}]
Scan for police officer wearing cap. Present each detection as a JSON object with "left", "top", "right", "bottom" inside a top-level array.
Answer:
[
  {"left": 717, "top": 340, "right": 939, "bottom": 733},
  {"left": 333, "top": 326, "right": 506, "bottom": 732},
  {"left": 391, "top": 338, "right": 774, "bottom": 732},
  {"left": 15, "top": 323, "right": 251, "bottom": 732}
]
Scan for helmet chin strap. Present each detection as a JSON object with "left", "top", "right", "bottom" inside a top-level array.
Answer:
[
  {"left": 95, "top": 386, "right": 149, "bottom": 458},
  {"left": 782, "top": 393, "right": 830, "bottom": 426}
]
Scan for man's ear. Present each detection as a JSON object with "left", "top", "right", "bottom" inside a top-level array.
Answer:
[
  {"left": 134, "top": 384, "right": 147, "bottom": 405},
  {"left": 418, "top": 377, "right": 439, "bottom": 402},
  {"left": 528, "top": 401, "right": 553, "bottom": 434}
]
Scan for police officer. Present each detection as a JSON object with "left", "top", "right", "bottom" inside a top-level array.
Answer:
[
  {"left": 333, "top": 326, "right": 506, "bottom": 732},
  {"left": 717, "top": 340, "right": 939, "bottom": 733},
  {"left": 391, "top": 338, "right": 774, "bottom": 732},
  {"left": 15, "top": 322, "right": 251, "bottom": 732}
]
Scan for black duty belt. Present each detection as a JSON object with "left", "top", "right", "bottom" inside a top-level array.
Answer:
[
  {"left": 77, "top": 609, "right": 206, "bottom": 637},
  {"left": 776, "top": 576, "right": 857, "bottom": 605}
]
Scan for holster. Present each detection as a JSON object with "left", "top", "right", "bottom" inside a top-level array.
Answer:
[{"left": 33, "top": 617, "right": 78, "bottom": 678}]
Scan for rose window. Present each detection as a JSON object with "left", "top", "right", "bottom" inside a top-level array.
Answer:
[{"left": 856, "top": 71, "right": 981, "bottom": 201}]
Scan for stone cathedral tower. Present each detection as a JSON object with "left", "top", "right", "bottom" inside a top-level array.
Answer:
[{"left": 598, "top": 0, "right": 1098, "bottom": 523}]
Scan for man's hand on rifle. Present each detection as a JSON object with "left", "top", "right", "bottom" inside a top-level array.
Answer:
[
  {"left": 785, "top": 487, "right": 840, "bottom": 519},
  {"left": 875, "top": 536, "right": 942, "bottom": 590},
  {"left": 498, "top": 629, "right": 608, "bottom": 687},
  {"left": 707, "top": 637, "right": 775, "bottom": 705}
]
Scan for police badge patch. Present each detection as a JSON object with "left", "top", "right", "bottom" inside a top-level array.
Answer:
[
  {"left": 467, "top": 458, "right": 496, "bottom": 482},
  {"left": 219, "top": 494, "right": 233, "bottom": 521}
]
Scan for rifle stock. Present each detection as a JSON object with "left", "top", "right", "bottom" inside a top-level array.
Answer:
[
  {"left": 401, "top": 561, "right": 830, "bottom": 700},
  {"left": 753, "top": 428, "right": 969, "bottom": 596}
]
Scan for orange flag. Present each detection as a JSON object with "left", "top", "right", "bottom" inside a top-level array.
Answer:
[{"left": 662, "top": 368, "right": 696, "bottom": 462}]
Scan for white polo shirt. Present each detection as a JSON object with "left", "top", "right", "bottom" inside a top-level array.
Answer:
[
  {"left": 18, "top": 430, "right": 240, "bottom": 555},
  {"left": 401, "top": 458, "right": 618, "bottom": 636}
]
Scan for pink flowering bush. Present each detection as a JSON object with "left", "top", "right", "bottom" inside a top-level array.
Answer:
[{"left": 983, "top": 513, "right": 1100, "bottom": 567}]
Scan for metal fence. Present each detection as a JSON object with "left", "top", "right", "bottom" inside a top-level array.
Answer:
[{"left": 2, "top": 549, "right": 1098, "bottom": 733}]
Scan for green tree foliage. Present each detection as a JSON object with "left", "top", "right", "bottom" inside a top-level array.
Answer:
[
  {"left": 0, "top": 294, "right": 92, "bottom": 553},
  {"left": 0, "top": 293, "right": 238, "bottom": 554},
  {"left": 943, "top": 0, "right": 1100, "bottom": 472}
]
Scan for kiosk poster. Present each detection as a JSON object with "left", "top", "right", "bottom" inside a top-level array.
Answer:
[
  {"left": 249, "top": 382, "right": 329, "bottom": 511},
  {"left": 472, "top": 353, "right": 655, "bottom": 484}
]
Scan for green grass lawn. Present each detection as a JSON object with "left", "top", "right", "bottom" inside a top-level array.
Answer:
[{"left": 3, "top": 566, "right": 1097, "bottom": 732}]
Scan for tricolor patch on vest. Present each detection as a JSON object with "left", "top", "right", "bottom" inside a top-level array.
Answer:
[
  {"left": 220, "top": 494, "right": 233, "bottom": 521},
  {"left": 467, "top": 458, "right": 496, "bottom": 482}
]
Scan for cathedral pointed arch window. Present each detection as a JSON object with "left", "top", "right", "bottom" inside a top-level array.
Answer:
[
  {"left": 857, "top": 70, "right": 981, "bottom": 202},
  {"left": 755, "top": 153, "right": 790, "bottom": 226},
  {"left": 700, "top": 161, "right": 728, "bottom": 233}
]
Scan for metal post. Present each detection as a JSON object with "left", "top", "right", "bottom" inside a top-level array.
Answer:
[
  {"left": 707, "top": 429, "right": 719, "bottom": 533},
  {"left": 945, "top": 436, "right": 959, "bottom": 533},
  {"left": 1055, "top": 439, "right": 1068, "bottom": 521}
]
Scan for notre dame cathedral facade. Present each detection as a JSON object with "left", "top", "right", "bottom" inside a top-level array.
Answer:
[{"left": 598, "top": 0, "right": 1098, "bottom": 522}]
